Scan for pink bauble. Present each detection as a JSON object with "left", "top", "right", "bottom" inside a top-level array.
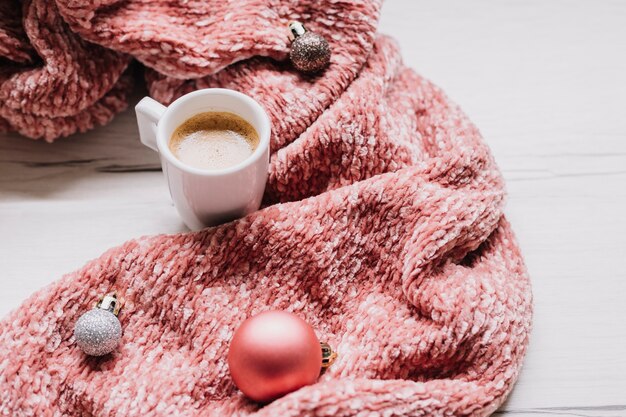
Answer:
[{"left": 228, "top": 310, "right": 322, "bottom": 402}]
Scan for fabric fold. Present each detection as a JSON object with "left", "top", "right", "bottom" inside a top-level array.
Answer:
[
  {"left": 0, "top": 0, "right": 131, "bottom": 141},
  {"left": 0, "top": 1, "right": 35, "bottom": 63},
  {"left": 55, "top": 0, "right": 382, "bottom": 79}
]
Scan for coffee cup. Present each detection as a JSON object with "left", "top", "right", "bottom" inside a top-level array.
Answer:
[{"left": 135, "top": 89, "right": 271, "bottom": 230}]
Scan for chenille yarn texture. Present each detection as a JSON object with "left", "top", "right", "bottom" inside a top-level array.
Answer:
[{"left": 0, "top": 1, "right": 533, "bottom": 416}]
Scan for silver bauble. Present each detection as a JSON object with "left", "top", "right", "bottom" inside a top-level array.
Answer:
[
  {"left": 289, "top": 22, "right": 331, "bottom": 73},
  {"left": 74, "top": 308, "right": 122, "bottom": 356}
]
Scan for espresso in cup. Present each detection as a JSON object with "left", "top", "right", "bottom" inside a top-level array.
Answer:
[
  {"left": 136, "top": 88, "right": 271, "bottom": 229},
  {"left": 169, "top": 111, "right": 259, "bottom": 170}
]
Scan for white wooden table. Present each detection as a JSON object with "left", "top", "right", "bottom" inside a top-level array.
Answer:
[{"left": 1, "top": 1, "right": 625, "bottom": 415}]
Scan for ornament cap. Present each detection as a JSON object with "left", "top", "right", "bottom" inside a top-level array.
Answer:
[
  {"left": 96, "top": 294, "right": 121, "bottom": 316},
  {"left": 288, "top": 21, "right": 307, "bottom": 40},
  {"left": 320, "top": 342, "right": 337, "bottom": 368}
]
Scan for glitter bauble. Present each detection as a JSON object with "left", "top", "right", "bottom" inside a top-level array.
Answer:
[
  {"left": 290, "top": 32, "right": 331, "bottom": 73},
  {"left": 228, "top": 311, "right": 322, "bottom": 402},
  {"left": 74, "top": 309, "right": 122, "bottom": 356}
]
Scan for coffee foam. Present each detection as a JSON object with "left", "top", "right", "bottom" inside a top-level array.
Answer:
[{"left": 169, "top": 112, "right": 259, "bottom": 170}]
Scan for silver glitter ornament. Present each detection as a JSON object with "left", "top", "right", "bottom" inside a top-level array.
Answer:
[
  {"left": 288, "top": 21, "right": 331, "bottom": 73},
  {"left": 74, "top": 294, "right": 122, "bottom": 356}
]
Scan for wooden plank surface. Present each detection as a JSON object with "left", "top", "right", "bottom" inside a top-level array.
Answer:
[{"left": 1, "top": 1, "right": 625, "bottom": 415}]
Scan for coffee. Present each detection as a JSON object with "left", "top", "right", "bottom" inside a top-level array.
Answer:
[{"left": 169, "top": 112, "right": 259, "bottom": 170}]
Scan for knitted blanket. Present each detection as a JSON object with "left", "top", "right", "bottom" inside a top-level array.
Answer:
[{"left": 0, "top": 1, "right": 533, "bottom": 416}]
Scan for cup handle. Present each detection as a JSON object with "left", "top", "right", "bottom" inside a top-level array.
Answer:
[{"left": 135, "top": 97, "right": 167, "bottom": 152}]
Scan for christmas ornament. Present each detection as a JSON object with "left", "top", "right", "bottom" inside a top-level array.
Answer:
[
  {"left": 288, "top": 21, "right": 331, "bottom": 73},
  {"left": 74, "top": 294, "right": 122, "bottom": 356},
  {"left": 228, "top": 310, "right": 336, "bottom": 402}
]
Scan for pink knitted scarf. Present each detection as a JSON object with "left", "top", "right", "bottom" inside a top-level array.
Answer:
[{"left": 0, "top": 1, "right": 532, "bottom": 416}]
